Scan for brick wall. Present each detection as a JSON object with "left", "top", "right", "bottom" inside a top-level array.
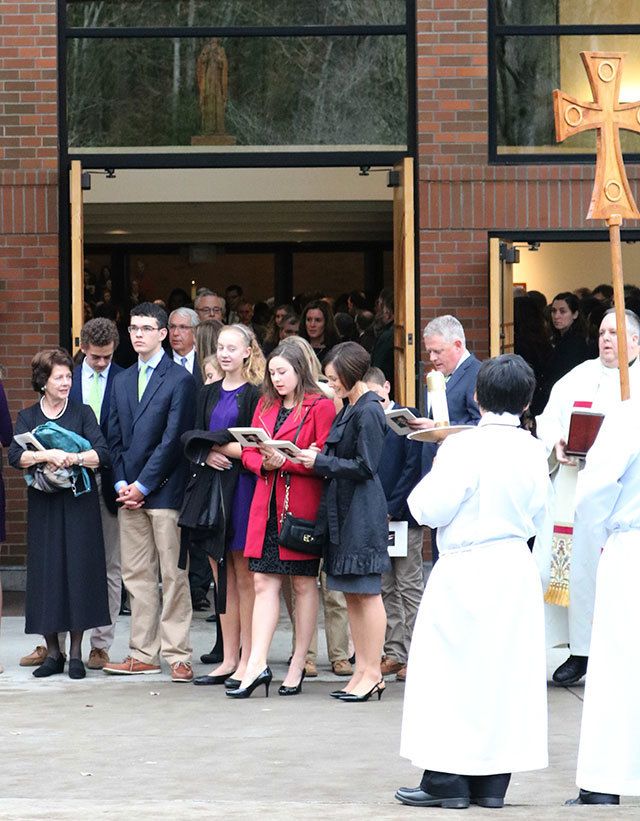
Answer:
[
  {"left": 0, "top": 1, "right": 59, "bottom": 567},
  {"left": 415, "top": 0, "right": 640, "bottom": 357}
]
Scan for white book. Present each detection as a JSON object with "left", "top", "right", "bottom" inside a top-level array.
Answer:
[
  {"left": 228, "top": 427, "right": 270, "bottom": 447},
  {"left": 385, "top": 407, "right": 417, "bottom": 436},
  {"left": 388, "top": 521, "right": 409, "bottom": 557},
  {"left": 13, "top": 431, "right": 45, "bottom": 451}
]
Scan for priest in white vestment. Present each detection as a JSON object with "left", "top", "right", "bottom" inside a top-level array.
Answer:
[
  {"left": 535, "top": 309, "right": 640, "bottom": 686},
  {"left": 565, "top": 400, "right": 640, "bottom": 805},
  {"left": 396, "top": 355, "right": 552, "bottom": 810}
]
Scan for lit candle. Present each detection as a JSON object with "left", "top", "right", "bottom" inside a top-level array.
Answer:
[
  {"left": 426, "top": 370, "right": 449, "bottom": 427},
  {"left": 191, "top": 279, "right": 197, "bottom": 301}
]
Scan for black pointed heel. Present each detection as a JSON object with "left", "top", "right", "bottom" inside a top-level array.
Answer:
[
  {"left": 225, "top": 667, "right": 272, "bottom": 699},
  {"left": 340, "top": 679, "right": 385, "bottom": 702},
  {"left": 224, "top": 676, "right": 241, "bottom": 690},
  {"left": 329, "top": 689, "right": 348, "bottom": 699},
  {"left": 278, "top": 668, "right": 305, "bottom": 696}
]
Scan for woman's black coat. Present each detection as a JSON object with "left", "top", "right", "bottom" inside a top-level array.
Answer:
[
  {"left": 314, "top": 391, "right": 390, "bottom": 577},
  {"left": 178, "top": 380, "right": 260, "bottom": 567}
]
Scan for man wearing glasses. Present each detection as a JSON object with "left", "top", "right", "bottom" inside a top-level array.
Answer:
[
  {"left": 104, "top": 303, "right": 196, "bottom": 683},
  {"left": 194, "top": 289, "right": 225, "bottom": 323},
  {"left": 169, "top": 307, "right": 203, "bottom": 389}
]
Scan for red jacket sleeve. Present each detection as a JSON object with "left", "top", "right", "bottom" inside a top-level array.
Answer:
[{"left": 281, "top": 397, "right": 336, "bottom": 476}]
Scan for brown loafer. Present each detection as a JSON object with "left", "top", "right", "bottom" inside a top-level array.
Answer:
[
  {"left": 19, "top": 645, "right": 48, "bottom": 667},
  {"left": 304, "top": 660, "right": 318, "bottom": 678},
  {"left": 171, "top": 661, "right": 194, "bottom": 683},
  {"left": 103, "top": 656, "right": 161, "bottom": 675},
  {"left": 396, "top": 665, "right": 407, "bottom": 681},
  {"left": 87, "top": 648, "right": 110, "bottom": 670},
  {"left": 380, "top": 656, "right": 403, "bottom": 676},
  {"left": 332, "top": 659, "right": 353, "bottom": 677}
]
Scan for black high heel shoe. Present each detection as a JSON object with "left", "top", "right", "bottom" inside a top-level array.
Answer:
[
  {"left": 329, "top": 689, "right": 348, "bottom": 699},
  {"left": 225, "top": 667, "right": 272, "bottom": 699},
  {"left": 278, "top": 668, "right": 305, "bottom": 696},
  {"left": 339, "top": 679, "right": 385, "bottom": 702}
]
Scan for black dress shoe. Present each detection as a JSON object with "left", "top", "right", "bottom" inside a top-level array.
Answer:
[
  {"left": 193, "top": 672, "right": 232, "bottom": 686},
  {"left": 68, "top": 658, "right": 86, "bottom": 679},
  {"left": 395, "top": 787, "right": 469, "bottom": 809},
  {"left": 565, "top": 789, "right": 620, "bottom": 805},
  {"left": 33, "top": 655, "right": 65, "bottom": 678},
  {"left": 200, "top": 647, "right": 224, "bottom": 665},
  {"left": 192, "top": 596, "right": 210, "bottom": 612},
  {"left": 471, "top": 796, "right": 504, "bottom": 808},
  {"left": 553, "top": 655, "right": 588, "bottom": 686},
  {"left": 224, "top": 676, "right": 240, "bottom": 690}
]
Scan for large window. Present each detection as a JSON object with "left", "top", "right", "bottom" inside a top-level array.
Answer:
[
  {"left": 62, "top": 1, "right": 411, "bottom": 165},
  {"left": 490, "top": 0, "right": 640, "bottom": 161}
]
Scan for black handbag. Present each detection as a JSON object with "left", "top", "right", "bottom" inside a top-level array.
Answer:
[{"left": 276, "top": 400, "right": 324, "bottom": 557}]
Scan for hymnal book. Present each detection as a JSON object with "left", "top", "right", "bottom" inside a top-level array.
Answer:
[
  {"left": 13, "top": 432, "right": 45, "bottom": 451},
  {"left": 228, "top": 427, "right": 270, "bottom": 447},
  {"left": 385, "top": 407, "right": 417, "bottom": 436},
  {"left": 565, "top": 411, "right": 605, "bottom": 457},
  {"left": 263, "top": 439, "right": 303, "bottom": 463},
  {"left": 388, "top": 521, "right": 408, "bottom": 557}
]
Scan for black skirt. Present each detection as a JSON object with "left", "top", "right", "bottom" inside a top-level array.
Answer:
[{"left": 248, "top": 514, "right": 320, "bottom": 577}]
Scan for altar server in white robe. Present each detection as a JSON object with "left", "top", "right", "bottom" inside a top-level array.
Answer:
[
  {"left": 564, "top": 399, "right": 640, "bottom": 806},
  {"left": 396, "top": 355, "right": 552, "bottom": 810},
  {"left": 535, "top": 308, "right": 640, "bottom": 687}
]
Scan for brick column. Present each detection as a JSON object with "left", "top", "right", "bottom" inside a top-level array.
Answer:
[{"left": 0, "top": 1, "right": 59, "bottom": 569}]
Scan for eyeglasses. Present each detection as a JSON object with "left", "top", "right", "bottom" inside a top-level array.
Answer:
[
  {"left": 128, "top": 325, "right": 159, "bottom": 335},
  {"left": 169, "top": 324, "right": 193, "bottom": 332},
  {"left": 197, "top": 306, "right": 223, "bottom": 316}
]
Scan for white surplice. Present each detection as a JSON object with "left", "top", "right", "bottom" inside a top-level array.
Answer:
[
  {"left": 534, "top": 357, "right": 640, "bottom": 654},
  {"left": 574, "top": 400, "right": 640, "bottom": 796},
  {"left": 400, "top": 413, "right": 552, "bottom": 776}
]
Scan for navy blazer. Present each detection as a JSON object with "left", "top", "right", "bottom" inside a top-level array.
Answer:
[
  {"left": 421, "top": 353, "right": 482, "bottom": 475},
  {"left": 108, "top": 352, "right": 197, "bottom": 509},
  {"left": 71, "top": 361, "right": 123, "bottom": 514},
  {"left": 378, "top": 406, "right": 423, "bottom": 527},
  {"left": 171, "top": 349, "right": 204, "bottom": 392}
]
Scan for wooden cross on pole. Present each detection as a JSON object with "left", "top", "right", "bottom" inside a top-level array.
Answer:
[{"left": 553, "top": 51, "right": 640, "bottom": 400}]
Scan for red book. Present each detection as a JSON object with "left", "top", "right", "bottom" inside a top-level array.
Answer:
[{"left": 565, "top": 411, "right": 605, "bottom": 457}]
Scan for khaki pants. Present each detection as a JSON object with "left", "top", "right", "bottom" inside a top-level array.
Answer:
[
  {"left": 90, "top": 476, "right": 121, "bottom": 651},
  {"left": 304, "top": 571, "right": 350, "bottom": 664},
  {"left": 382, "top": 526, "right": 425, "bottom": 664},
  {"left": 119, "top": 507, "right": 192, "bottom": 666}
]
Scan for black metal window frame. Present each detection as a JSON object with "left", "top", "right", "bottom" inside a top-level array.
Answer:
[
  {"left": 56, "top": 1, "right": 418, "bottom": 347},
  {"left": 488, "top": 1, "right": 640, "bottom": 165},
  {"left": 58, "top": 1, "right": 417, "bottom": 171}
]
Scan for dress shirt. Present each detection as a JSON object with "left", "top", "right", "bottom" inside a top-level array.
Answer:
[
  {"left": 81, "top": 360, "right": 111, "bottom": 417},
  {"left": 172, "top": 347, "right": 195, "bottom": 374},
  {"left": 115, "top": 348, "right": 165, "bottom": 497}
]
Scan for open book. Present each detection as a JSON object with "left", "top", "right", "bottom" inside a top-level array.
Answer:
[{"left": 385, "top": 407, "right": 417, "bottom": 436}]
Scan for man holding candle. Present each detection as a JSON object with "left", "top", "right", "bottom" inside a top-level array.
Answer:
[{"left": 407, "top": 316, "right": 481, "bottom": 562}]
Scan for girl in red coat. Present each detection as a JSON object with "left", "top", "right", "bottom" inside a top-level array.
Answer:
[{"left": 227, "top": 340, "right": 336, "bottom": 698}]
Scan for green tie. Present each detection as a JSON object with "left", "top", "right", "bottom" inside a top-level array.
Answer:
[
  {"left": 88, "top": 372, "right": 102, "bottom": 420},
  {"left": 138, "top": 364, "right": 149, "bottom": 401}
]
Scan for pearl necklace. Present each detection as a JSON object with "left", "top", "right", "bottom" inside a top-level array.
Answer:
[{"left": 40, "top": 395, "right": 68, "bottom": 420}]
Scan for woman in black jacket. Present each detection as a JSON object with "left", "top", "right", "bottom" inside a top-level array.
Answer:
[
  {"left": 299, "top": 342, "right": 390, "bottom": 703},
  {"left": 540, "top": 292, "right": 591, "bottom": 404}
]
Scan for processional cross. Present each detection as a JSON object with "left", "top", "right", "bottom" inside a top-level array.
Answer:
[{"left": 554, "top": 51, "right": 640, "bottom": 400}]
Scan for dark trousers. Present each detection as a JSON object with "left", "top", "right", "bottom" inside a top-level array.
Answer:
[
  {"left": 421, "top": 770, "right": 511, "bottom": 800},
  {"left": 187, "top": 539, "right": 213, "bottom": 601},
  {"left": 430, "top": 527, "right": 439, "bottom": 564}
]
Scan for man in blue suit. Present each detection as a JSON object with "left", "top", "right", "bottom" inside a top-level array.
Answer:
[
  {"left": 104, "top": 302, "right": 196, "bottom": 683},
  {"left": 408, "top": 315, "right": 482, "bottom": 562}
]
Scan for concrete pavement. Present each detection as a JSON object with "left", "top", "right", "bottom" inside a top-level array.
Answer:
[{"left": 0, "top": 609, "right": 638, "bottom": 820}]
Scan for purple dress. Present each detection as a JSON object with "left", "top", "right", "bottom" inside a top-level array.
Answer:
[{"left": 209, "top": 385, "right": 256, "bottom": 551}]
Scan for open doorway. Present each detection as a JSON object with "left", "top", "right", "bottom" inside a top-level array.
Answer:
[{"left": 72, "top": 163, "right": 417, "bottom": 403}]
